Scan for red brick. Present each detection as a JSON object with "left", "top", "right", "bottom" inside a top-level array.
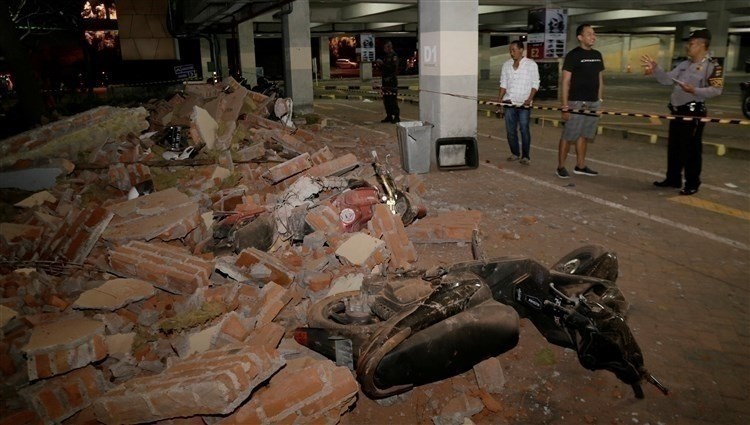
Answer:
[
  {"left": 93, "top": 344, "right": 285, "bottom": 424},
  {"left": 92, "top": 334, "right": 107, "bottom": 360},
  {"left": 62, "top": 381, "right": 85, "bottom": 409},
  {"left": 53, "top": 350, "right": 70, "bottom": 376},
  {"left": 305, "top": 201, "right": 342, "bottom": 235},
  {"left": 263, "top": 153, "right": 312, "bottom": 184},
  {"left": 0, "top": 345, "right": 16, "bottom": 376},
  {"left": 45, "top": 295, "right": 69, "bottom": 310},
  {"left": 299, "top": 366, "right": 360, "bottom": 416},
  {"left": 23, "top": 317, "right": 104, "bottom": 379},
  {"left": 304, "top": 272, "right": 333, "bottom": 292},
  {"left": 368, "top": 204, "right": 417, "bottom": 269},
  {"left": 235, "top": 248, "right": 295, "bottom": 287},
  {"left": 245, "top": 322, "right": 285, "bottom": 349},
  {"left": 36, "top": 388, "right": 66, "bottom": 421},
  {"left": 108, "top": 242, "right": 212, "bottom": 295},
  {"left": 219, "top": 358, "right": 358, "bottom": 424},
  {"left": 263, "top": 367, "right": 326, "bottom": 418},
  {"left": 0, "top": 409, "right": 42, "bottom": 425},
  {"left": 310, "top": 146, "right": 335, "bottom": 165},
  {"left": 33, "top": 353, "right": 52, "bottom": 379},
  {"left": 219, "top": 313, "right": 249, "bottom": 342},
  {"left": 305, "top": 153, "right": 359, "bottom": 178}
]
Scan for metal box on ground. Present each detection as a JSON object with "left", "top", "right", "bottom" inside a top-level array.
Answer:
[
  {"left": 436, "top": 137, "right": 479, "bottom": 170},
  {"left": 396, "top": 121, "right": 432, "bottom": 174}
]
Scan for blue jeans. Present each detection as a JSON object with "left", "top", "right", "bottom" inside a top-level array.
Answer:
[{"left": 504, "top": 106, "right": 531, "bottom": 159}]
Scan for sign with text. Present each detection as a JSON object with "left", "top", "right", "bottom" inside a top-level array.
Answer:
[
  {"left": 527, "top": 8, "right": 567, "bottom": 59},
  {"left": 360, "top": 34, "right": 375, "bottom": 62}
]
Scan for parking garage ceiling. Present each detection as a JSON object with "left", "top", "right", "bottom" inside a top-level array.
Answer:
[{"left": 179, "top": 0, "right": 750, "bottom": 36}]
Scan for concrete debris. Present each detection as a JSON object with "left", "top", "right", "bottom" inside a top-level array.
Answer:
[
  {"left": 0, "top": 78, "right": 483, "bottom": 424},
  {"left": 73, "top": 278, "right": 156, "bottom": 311},
  {"left": 14, "top": 191, "right": 57, "bottom": 208},
  {"left": 473, "top": 356, "right": 507, "bottom": 393},
  {"left": 433, "top": 393, "right": 485, "bottom": 425}
]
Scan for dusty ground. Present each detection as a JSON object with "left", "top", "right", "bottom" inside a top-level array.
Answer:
[{"left": 311, "top": 97, "right": 749, "bottom": 425}]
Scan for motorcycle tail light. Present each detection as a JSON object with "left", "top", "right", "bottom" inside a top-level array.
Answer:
[{"left": 293, "top": 329, "right": 308, "bottom": 346}]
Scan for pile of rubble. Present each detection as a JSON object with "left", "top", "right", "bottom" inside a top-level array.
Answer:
[{"left": 0, "top": 78, "right": 483, "bottom": 424}]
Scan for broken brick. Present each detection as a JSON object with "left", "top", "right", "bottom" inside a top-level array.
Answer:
[
  {"left": 104, "top": 188, "right": 200, "bottom": 243},
  {"left": 368, "top": 203, "right": 417, "bottom": 271},
  {"left": 108, "top": 241, "right": 214, "bottom": 295},
  {"left": 93, "top": 344, "right": 285, "bottom": 424},
  {"left": 22, "top": 316, "right": 106, "bottom": 380},
  {"left": 20, "top": 365, "right": 108, "bottom": 424},
  {"left": 250, "top": 282, "right": 293, "bottom": 327},
  {"left": 262, "top": 152, "right": 312, "bottom": 184},
  {"left": 305, "top": 153, "right": 360, "bottom": 178},
  {"left": 235, "top": 248, "right": 295, "bottom": 287},
  {"left": 0, "top": 223, "right": 45, "bottom": 261},
  {"left": 406, "top": 210, "right": 483, "bottom": 243},
  {"left": 107, "top": 163, "right": 151, "bottom": 192},
  {"left": 217, "top": 357, "right": 358, "bottom": 425}
]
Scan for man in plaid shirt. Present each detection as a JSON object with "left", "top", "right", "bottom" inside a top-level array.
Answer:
[{"left": 498, "top": 40, "right": 540, "bottom": 165}]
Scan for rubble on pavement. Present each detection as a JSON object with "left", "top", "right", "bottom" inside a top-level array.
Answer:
[{"left": 0, "top": 77, "right": 485, "bottom": 424}]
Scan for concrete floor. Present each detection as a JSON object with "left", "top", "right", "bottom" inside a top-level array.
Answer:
[{"left": 310, "top": 88, "right": 749, "bottom": 424}]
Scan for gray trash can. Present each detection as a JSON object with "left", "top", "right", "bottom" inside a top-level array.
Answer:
[{"left": 396, "top": 121, "right": 432, "bottom": 174}]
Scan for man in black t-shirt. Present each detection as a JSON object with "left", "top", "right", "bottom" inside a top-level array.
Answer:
[{"left": 556, "top": 24, "right": 605, "bottom": 179}]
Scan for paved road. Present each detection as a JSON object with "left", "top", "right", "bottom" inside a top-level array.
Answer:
[
  {"left": 313, "top": 97, "right": 749, "bottom": 424},
  {"left": 315, "top": 71, "right": 750, "bottom": 155}
]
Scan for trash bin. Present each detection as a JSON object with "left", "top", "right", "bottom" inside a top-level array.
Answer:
[{"left": 396, "top": 121, "right": 432, "bottom": 174}]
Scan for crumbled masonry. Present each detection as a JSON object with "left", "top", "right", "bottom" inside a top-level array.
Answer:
[{"left": 0, "top": 77, "right": 482, "bottom": 423}]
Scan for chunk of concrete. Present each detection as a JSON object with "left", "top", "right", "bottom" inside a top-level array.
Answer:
[
  {"left": 73, "top": 278, "right": 156, "bottom": 311},
  {"left": 14, "top": 191, "right": 57, "bottom": 208},
  {"left": 335, "top": 232, "right": 387, "bottom": 266},
  {"left": 190, "top": 105, "right": 218, "bottom": 149}
]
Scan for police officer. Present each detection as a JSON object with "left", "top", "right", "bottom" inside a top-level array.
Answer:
[{"left": 641, "top": 29, "right": 723, "bottom": 196}]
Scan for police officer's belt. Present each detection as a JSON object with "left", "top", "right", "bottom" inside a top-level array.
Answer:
[{"left": 669, "top": 101, "right": 706, "bottom": 115}]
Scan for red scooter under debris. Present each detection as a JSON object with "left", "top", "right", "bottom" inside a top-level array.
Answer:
[{"left": 295, "top": 245, "right": 669, "bottom": 399}]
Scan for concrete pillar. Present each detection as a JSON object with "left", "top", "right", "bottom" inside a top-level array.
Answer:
[
  {"left": 319, "top": 36, "right": 331, "bottom": 79},
  {"left": 726, "top": 34, "right": 740, "bottom": 71},
  {"left": 418, "top": 0, "right": 478, "bottom": 167},
  {"left": 200, "top": 37, "right": 211, "bottom": 79},
  {"left": 658, "top": 35, "right": 673, "bottom": 70},
  {"left": 360, "top": 62, "right": 373, "bottom": 82},
  {"left": 218, "top": 35, "right": 230, "bottom": 78},
  {"left": 479, "top": 33, "right": 491, "bottom": 80},
  {"left": 282, "top": 0, "right": 314, "bottom": 113},
  {"left": 706, "top": 4, "right": 729, "bottom": 60},
  {"left": 620, "top": 35, "right": 631, "bottom": 72},
  {"left": 238, "top": 20, "right": 257, "bottom": 86}
]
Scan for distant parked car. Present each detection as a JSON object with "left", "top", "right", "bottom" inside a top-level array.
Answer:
[
  {"left": 336, "top": 59, "right": 358, "bottom": 69},
  {"left": 741, "top": 82, "right": 750, "bottom": 119}
]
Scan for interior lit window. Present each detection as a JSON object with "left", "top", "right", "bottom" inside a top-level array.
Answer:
[{"left": 81, "top": 1, "right": 117, "bottom": 20}]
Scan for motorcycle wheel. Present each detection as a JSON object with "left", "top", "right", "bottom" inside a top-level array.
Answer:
[{"left": 308, "top": 291, "right": 384, "bottom": 338}]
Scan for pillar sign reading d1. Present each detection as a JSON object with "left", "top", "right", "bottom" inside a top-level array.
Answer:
[
  {"left": 422, "top": 45, "right": 437, "bottom": 67},
  {"left": 360, "top": 34, "right": 375, "bottom": 62}
]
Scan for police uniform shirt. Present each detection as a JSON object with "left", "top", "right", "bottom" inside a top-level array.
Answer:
[{"left": 652, "top": 56, "right": 723, "bottom": 106}]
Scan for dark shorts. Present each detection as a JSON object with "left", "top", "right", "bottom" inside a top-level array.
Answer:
[{"left": 562, "top": 100, "right": 601, "bottom": 141}]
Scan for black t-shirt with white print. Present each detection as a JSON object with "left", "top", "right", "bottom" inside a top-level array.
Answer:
[{"left": 563, "top": 47, "right": 605, "bottom": 101}]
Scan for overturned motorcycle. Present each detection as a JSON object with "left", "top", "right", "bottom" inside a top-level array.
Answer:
[{"left": 295, "top": 245, "right": 669, "bottom": 399}]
